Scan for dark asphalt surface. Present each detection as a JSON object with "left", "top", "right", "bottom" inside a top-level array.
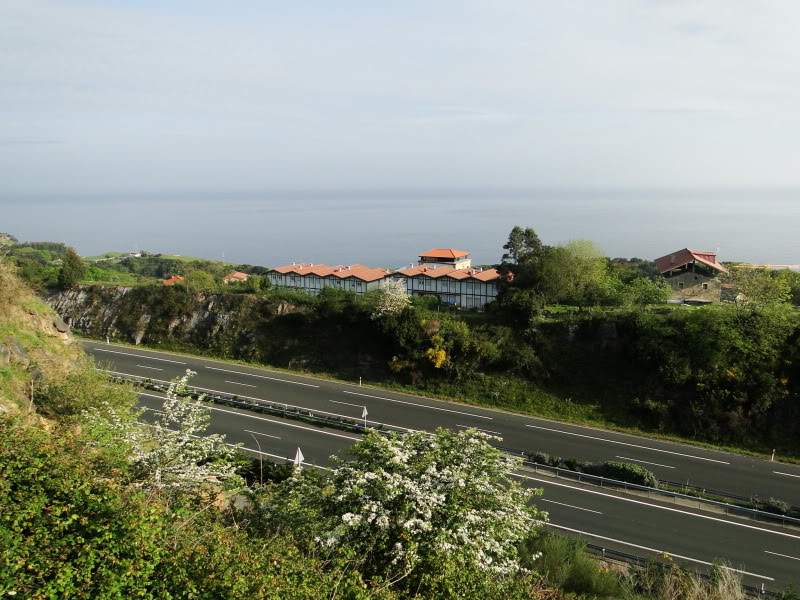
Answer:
[{"left": 88, "top": 342, "right": 800, "bottom": 589}]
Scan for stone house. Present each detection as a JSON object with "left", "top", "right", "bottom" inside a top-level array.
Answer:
[{"left": 654, "top": 248, "right": 728, "bottom": 303}]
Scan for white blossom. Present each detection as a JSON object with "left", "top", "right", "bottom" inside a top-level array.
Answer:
[
  {"left": 371, "top": 278, "right": 411, "bottom": 319},
  {"left": 270, "top": 427, "right": 546, "bottom": 579},
  {"left": 83, "top": 370, "right": 243, "bottom": 490}
]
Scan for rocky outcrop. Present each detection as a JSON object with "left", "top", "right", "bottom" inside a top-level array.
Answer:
[{"left": 45, "top": 285, "right": 385, "bottom": 376}]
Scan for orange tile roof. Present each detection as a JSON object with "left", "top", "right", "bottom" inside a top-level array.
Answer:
[
  {"left": 224, "top": 271, "right": 249, "bottom": 281},
  {"left": 396, "top": 265, "right": 500, "bottom": 282},
  {"left": 419, "top": 248, "right": 470, "bottom": 259},
  {"left": 163, "top": 275, "right": 184, "bottom": 286},
  {"left": 270, "top": 263, "right": 389, "bottom": 282}
]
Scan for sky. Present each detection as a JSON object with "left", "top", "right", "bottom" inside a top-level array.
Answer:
[{"left": 3, "top": 0, "right": 800, "bottom": 195}]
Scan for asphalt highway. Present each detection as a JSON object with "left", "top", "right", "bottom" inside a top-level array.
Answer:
[
  {"left": 86, "top": 342, "right": 800, "bottom": 589},
  {"left": 85, "top": 342, "right": 800, "bottom": 503}
]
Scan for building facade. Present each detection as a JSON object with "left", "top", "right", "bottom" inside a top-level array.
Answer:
[
  {"left": 267, "top": 263, "right": 388, "bottom": 296},
  {"left": 269, "top": 249, "right": 503, "bottom": 309},
  {"left": 654, "top": 248, "right": 727, "bottom": 303}
]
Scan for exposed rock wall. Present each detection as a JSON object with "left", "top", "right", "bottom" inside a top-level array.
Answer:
[{"left": 46, "top": 285, "right": 385, "bottom": 375}]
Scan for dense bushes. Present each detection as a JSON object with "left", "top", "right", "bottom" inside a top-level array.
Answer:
[
  {"left": 582, "top": 461, "right": 659, "bottom": 488},
  {"left": 0, "top": 417, "right": 398, "bottom": 600}
]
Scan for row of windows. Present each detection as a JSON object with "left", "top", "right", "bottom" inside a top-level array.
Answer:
[{"left": 397, "top": 277, "right": 497, "bottom": 297}]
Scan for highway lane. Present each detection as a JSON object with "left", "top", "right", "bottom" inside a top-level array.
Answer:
[
  {"left": 85, "top": 341, "right": 800, "bottom": 506},
  {"left": 136, "top": 388, "right": 800, "bottom": 589}
]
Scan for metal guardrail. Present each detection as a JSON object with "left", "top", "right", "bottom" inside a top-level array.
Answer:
[
  {"left": 517, "top": 460, "right": 800, "bottom": 528},
  {"left": 581, "top": 543, "right": 782, "bottom": 598},
  {"left": 112, "top": 372, "right": 800, "bottom": 529}
]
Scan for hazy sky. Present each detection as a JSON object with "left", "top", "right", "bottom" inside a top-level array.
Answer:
[{"left": 3, "top": 0, "right": 800, "bottom": 195}]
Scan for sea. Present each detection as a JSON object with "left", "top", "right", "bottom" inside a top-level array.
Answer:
[{"left": 3, "top": 188, "right": 800, "bottom": 269}]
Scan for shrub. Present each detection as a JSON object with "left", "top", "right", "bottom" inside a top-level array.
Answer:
[
  {"left": 603, "top": 461, "right": 658, "bottom": 488},
  {"left": 764, "top": 497, "right": 790, "bottom": 515}
]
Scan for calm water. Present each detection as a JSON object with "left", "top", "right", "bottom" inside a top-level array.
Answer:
[{"left": 3, "top": 188, "right": 800, "bottom": 268}]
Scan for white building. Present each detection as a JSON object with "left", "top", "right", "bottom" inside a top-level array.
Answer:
[
  {"left": 268, "top": 263, "right": 388, "bottom": 296},
  {"left": 268, "top": 249, "right": 503, "bottom": 309}
]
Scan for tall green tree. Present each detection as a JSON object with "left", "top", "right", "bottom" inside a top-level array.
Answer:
[
  {"left": 539, "top": 240, "right": 608, "bottom": 306},
  {"left": 57, "top": 246, "right": 86, "bottom": 289}
]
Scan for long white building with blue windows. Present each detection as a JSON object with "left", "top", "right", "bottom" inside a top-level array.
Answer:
[{"left": 268, "top": 248, "right": 503, "bottom": 309}]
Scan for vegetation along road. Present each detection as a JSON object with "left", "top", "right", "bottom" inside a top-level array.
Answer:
[{"left": 87, "top": 341, "right": 800, "bottom": 590}]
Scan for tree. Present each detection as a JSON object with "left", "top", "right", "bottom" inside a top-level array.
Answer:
[
  {"left": 499, "top": 226, "right": 548, "bottom": 290},
  {"left": 182, "top": 268, "right": 217, "bottom": 291},
  {"left": 57, "top": 247, "right": 86, "bottom": 289},
  {"left": 264, "top": 428, "right": 545, "bottom": 587},
  {"left": 372, "top": 278, "right": 411, "bottom": 319},
  {"left": 539, "top": 240, "right": 607, "bottom": 306},
  {"left": 626, "top": 276, "right": 671, "bottom": 306},
  {"left": 83, "top": 370, "right": 243, "bottom": 490},
  {"left": 728, "top": 269, "right": 791, "bottom": 311}
]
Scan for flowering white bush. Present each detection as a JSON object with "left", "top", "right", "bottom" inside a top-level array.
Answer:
[
  {"left": 84, "top": 370, "right": 242, "bottom": 490},
  {"left": 271, "top": 428, "right": 545, "bottom": 582},
  {"left": 372, "top": 279, "right": 411, "bottom": 319}
]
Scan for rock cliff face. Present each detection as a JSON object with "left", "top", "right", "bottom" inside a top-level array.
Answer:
[{"left": 46, "top": 285, "right": 384, "bottom": 375}]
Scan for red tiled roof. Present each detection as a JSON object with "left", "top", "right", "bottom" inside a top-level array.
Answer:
[
  {"left": 163, "top": 275, "right": 184, "bottom": 285},
  {"left": 654, "top": 248, "right": 728, "bottom": 274},
  {"left": 396, "top": 265, "right": 500, "bottom": 282},
  {"left": 224, "top": 271, "right": 249, "bottom": 281},
  {"left": 270, "top": 263, "right": 389, "bottom": 282},
  {"left": 419, "top": 248, "right": 470, "bottom": 259}
]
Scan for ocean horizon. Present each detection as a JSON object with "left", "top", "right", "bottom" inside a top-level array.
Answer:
[{"left": 4, "top": 187, "right": 799, "bottom": 269}]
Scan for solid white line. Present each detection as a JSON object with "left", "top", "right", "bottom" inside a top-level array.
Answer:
[
  {"left": 548, "top": 524, "right": 774, "bottom": 581},
  {"left": 773, "top": 471, "right": 800, "bottom": 479},
  {"left": 511, "top": 472, "right": 800, "bottom": 541},
  {"left": 540, "top": 499, "right": 602, "bottom": 515},
  {"left": 225, "top": 380, "right": 257, "bottom": 388},
  {"left": 330, "top": 399, "right": 366, "bottom": 409},
  {"left": 615, "top": 456, "right": 675, "bottom": 469},
  {"left": 456, "top": 424, "right": 504, "bottom": 436},
  {"left": 244, "top": 429, "right": 281, "bottom": 440},
  {"left": 136, "top": 365, "right": 164, "bottom": 371},
  {"left": 343, "top": 390, "right": 492, "bottom": 420},
  {"left": 525, "top": 424, "right": 729, "bottom": 465},
  {"left": 138, "top": 392, "right": 360, "bottom": 442},
  {"left": 764, "top": 550, "right": 800, "bottom": 562},
  {"left": 93, "top": 348, "right": 186, "bottom": 364},
  {"left": 206, "top": 365, "right": 319, "bottom": 388}
]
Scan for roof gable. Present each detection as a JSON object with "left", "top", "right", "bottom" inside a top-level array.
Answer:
[{"left": 654, "top": 248, "right": 728, "bottom": 274}]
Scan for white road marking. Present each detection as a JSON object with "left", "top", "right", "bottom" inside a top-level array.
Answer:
[
  {"left": 774, "top": 471, "right": 800, "bottom": 479},
  {"left": 765, "top": 550, "right": 800, "bottom": 562},
  {"left": 141, "top": 407, "right": 165, "bottom": 415},
  {"left": 548, "top": 524, "right": 774, "bottom": 581},
  {"left": 525, "top": 424, "right": 730, "bottom": 465},
  {"left": 138, "top": 392, "right": 360, "bottom": 441},
  {"left": 131, "top": 380, "right": 412, "bottom": 432},
  {"left": 206, "top": 365, "right": 319, "bottom": 388},
  {"left": 511, "top": 472, "right": 800, "bottom": 541},
  {"left": 540, "top": 499, "right": 602, "bottom": 515},
  {"left": 93, "top": 348, "right": 186, "bottom": 364},
  {"left": 244, "top": 429, "right": 281, "bottom": 440},
  {"left": 615, "top": 456, "right": 675, "bottom": 469},
  {"left": 330, "top": 399, "right": 367, "bottom": 409},
  {"left": 456, "top": 424, "right": 504, "bottom": 436},
  {"left": 136, "top": 365, "right": 164, "bottom": 371},
  {"left": 225, "top": 380, "right": 257, "bottom": 388},
  {"left": 343, "top": 390, "right": 492, "bottom": 420}
]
